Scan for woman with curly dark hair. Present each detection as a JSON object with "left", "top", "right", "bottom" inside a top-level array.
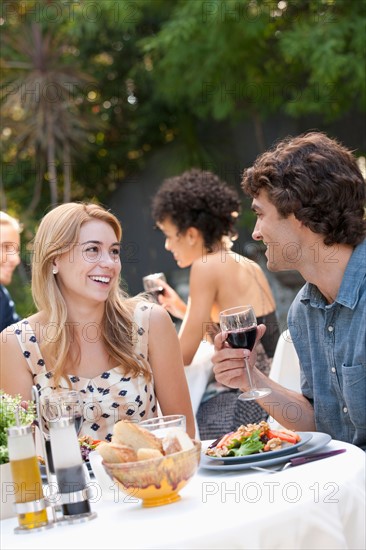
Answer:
[{"left": 152, "top": 169, "right": 280, "bottom": 439}]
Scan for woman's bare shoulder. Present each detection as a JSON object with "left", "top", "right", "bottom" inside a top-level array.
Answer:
[
  {"left": 1, "top": 312, "right": 48, "bottom": 345},
  {"left": 148, "top": 305, "right": 180, "bottom": 353},
  {"left": 0, "top": 320, "right": 36, "bottom": 398},
  {"left": 149, "top": 303, "right": 174, "bottom": 326},
  {"left": 191, "top": 252, "right": 223, "bottom": 275},
  {"left": 0, "top": 321, "right": 30, "bottom": 368}
]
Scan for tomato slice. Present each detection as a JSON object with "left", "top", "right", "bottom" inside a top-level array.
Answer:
[{"left": 267, "top": 429, "right": 298, "bottom": 444}]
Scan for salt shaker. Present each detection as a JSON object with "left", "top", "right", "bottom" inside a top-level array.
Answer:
[
  {"left": 7, "top": 425, "right": 50, "bottom": 533},
  {"left": 48, "top": 417, "right": 96, "bottom": 522}
]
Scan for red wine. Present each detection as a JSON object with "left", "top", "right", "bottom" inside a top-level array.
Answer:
[{"left": 227, "top": 327, "right": 257, "bottom": 351}]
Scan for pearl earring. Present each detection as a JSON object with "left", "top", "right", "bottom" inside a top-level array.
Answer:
[{"left": 52, "top": 267, "right": 58, "bottom": 275}]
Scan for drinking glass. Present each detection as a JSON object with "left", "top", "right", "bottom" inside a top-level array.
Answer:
[
  {"left": 142, "top": 272, "right": 166, "bottom": 302},
  {"left": 219, "top": 305, "right": 272, "bottom": 401},
  {"left": 41, "top": 389, "right": 84, "bottom": 436},
  {"left": 139, "top": 414, "right": 186, "bottom": 438}
]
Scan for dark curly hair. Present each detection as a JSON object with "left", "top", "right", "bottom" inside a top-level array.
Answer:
[
  {"left": 151, "top": 169, "right": 241, "bottom": 252},
  {"left": 242, "top": 132, "right": 366, "bottom": 246}
]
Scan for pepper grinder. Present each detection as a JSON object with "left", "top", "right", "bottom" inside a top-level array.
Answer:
[
  {"left": 31, "top": 386, "right": 59, "bottom": 522},
  {"left": 7, "top": 425, "right": 52, "bottom": 533},
  {"left": 48, "top": 417, "right": 96, "bottom": 522}
]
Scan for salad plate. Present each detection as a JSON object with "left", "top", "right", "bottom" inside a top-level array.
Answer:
[
  {"left": 206, "top": 432, "right": 313, "bottom": 464},
  {"left": 199, "top": 432, "right": 332, "bottom": 471}
]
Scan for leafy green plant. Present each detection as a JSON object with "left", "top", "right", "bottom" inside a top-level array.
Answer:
[{"left": 0, "top": 391, "right": 36, "bottom": 464}]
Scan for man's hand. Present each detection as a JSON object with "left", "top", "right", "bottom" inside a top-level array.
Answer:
[{"left": 212, "top": 324, "right": 267, "bottom": 390}]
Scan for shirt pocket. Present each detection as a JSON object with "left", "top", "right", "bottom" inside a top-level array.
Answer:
[{"left": 341, "top": 363, "right": 366, "bottom": 429}]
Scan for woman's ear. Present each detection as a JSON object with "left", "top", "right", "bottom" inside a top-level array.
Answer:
[
  {"left": 186, "top": 227, "right": 200, "bottom": 246},
  {"left": 52, "top": 258, "right": 59, "bottom": 275}
]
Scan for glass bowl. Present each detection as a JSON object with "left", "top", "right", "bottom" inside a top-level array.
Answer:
[
  {"left": 102, "top": 440, "right": 201, "bottom": 507},
  {"left": 139, "top": 414, "right": 186, "bottom": 434}
]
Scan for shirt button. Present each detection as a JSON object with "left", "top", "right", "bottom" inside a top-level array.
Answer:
[
  {"left": 328, "top": 326, "right": 334, "bottom": 332},
  {"left": 331, "top": 367, "right": 336, "bottom": 373},
  {"left": 343, "top": 407, "right": 348, "bottom": 413}
]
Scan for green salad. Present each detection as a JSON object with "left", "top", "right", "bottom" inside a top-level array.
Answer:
[{"left": 225, "top": 430, "right": 265, "bottom": 457}]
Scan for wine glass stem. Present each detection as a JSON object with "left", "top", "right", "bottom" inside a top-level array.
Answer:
[{"left": 244, "top": 357, "right": 256, "bottom": 392}]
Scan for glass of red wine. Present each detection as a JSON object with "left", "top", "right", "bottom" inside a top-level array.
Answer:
[
  {"left": 142, "top": 272, "right": 166, "bottom": 302},
  {"left": 219, "top": 305, "right": 272, "bottom": 401}
]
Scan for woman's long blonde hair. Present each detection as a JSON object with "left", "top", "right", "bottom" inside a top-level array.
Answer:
[{"left": 31, "top": 202, "right": 148, "bottom": 385}]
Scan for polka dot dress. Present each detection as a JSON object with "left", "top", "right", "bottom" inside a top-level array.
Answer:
[{"left": 12, "top": 302, "right": 157, "bottom": 441}]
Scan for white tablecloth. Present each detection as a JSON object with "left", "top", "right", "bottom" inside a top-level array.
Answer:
[{"left": 1, "top": 439, "right": 365, "bottom": 550}]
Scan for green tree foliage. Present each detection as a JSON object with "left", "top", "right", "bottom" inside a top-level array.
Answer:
[
  {"left": 142, "top": 0, "right": 365, "bottom": 144},
  {"left": 0, "top": 1, "right": 364, "bottom": 276},
  {"left": 1, "top": 1, "right": 105, "bottom": 210},
  {"left": 277, "top": 0, "right": 366, "bottom": 118}
]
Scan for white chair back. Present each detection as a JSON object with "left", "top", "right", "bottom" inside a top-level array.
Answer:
[
  {"left": 184, "top": 340, "right": 215, "bottom": 439},
  {"left": 269, "top": 330, "right": 301, "bottom": 392},
  {"left": 267, "top": 329, "right": 301, "bottom": 429}
]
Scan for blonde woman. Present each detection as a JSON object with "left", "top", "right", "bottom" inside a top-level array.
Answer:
[{"left": 0, "top": 203, "right": 195, "bottom": 440}]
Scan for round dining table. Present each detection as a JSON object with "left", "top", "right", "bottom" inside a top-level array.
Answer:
[{"left": 1, "top": 438, "right": 365, "bottom": 550}]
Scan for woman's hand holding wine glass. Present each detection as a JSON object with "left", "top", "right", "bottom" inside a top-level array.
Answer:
[
  {"left": 142, "top": 272, "right": 167, "bottom": 303},
  {"left": 219, "top": 305, "right": 272, "bottom": 401}
]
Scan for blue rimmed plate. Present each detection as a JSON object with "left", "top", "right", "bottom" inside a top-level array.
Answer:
[
  {"left": 205, "top": 432, "right": 313, "bottom": 464},
  {"left": 200, "top": 432, "right": 332, "bottom": 471}
]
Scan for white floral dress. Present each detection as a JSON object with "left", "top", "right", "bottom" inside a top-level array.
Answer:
[{"left": 12, "top": 302, "right": 157, "bottom": 441}]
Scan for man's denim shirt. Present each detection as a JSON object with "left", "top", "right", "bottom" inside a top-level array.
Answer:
[{"left": 288, "top": 239, "right": 366, "bottom": 449}]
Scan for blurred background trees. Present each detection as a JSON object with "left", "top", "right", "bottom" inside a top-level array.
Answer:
[{"left": 1, "top": 0, "right": 365, "bottom": 316}]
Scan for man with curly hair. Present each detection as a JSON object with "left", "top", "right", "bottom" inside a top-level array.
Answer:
[
  {"left": 212, "top": 132, "right": 366, "bottom": 448},
  {"left": 151, "top": 169, "right": 280, "bottom": 439}
]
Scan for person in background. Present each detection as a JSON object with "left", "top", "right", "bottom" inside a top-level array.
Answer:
[
  {"left": 151, "top": 169, "right": 280, "bottom": 439},
  {"left": 0, "top": 211, "right": 21, "bottom": 332},
  {"left": 0, "top": 202, "right": 195, "bottom": 440},
  {"left": 212, "top": 132, "right": 366, "bottom": 449}
]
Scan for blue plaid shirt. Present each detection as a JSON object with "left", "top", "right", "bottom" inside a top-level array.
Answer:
[{"left": 288, "top": 239, "right": 366, "bottom": 449}]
